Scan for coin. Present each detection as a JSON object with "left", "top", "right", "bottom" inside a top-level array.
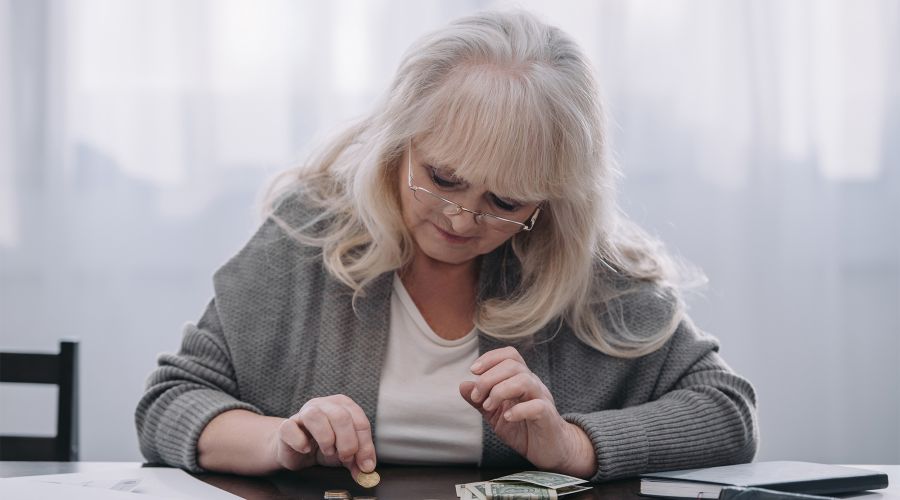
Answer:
[
  {"left": 323, "top": 489, "right": 350, "bottom": 499},
  {"left": 355, "top": 470, "right": 381, "bottom": 488}
]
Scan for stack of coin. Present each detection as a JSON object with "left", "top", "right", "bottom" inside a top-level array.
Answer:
[
  {"left": 322, "top": 492, "right": 377, "bottom": 500},
  {"left": 322, "top": 469, "right": 380, "bottom": 499}
]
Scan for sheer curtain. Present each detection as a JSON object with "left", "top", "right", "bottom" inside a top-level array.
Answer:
[{"left": 1, "top": 0, "right": 897, "bottom": 462}]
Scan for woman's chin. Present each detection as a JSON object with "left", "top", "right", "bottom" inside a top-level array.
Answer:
[{"left": 415, "top": 238, "right": 477, "bottom": 266}]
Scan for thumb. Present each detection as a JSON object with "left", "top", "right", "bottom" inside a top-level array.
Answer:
[{"left": 458, "top": 381, "right": 484, "bottom": 412}]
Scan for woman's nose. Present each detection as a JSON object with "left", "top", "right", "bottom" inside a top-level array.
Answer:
[{"left": 446, "top": 208, "right": 480, "bottom": 234}]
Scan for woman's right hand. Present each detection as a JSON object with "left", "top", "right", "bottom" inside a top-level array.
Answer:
[{"left": 270, "top": 394, "right": 377, "bottom": 478}]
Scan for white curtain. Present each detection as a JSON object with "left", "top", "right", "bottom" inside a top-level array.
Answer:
[{"left": 1, "top": 0, "right": 897, "bottom": 462}]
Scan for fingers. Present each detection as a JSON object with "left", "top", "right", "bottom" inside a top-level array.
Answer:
[
  {"left": 470, "top": 358, "right": 528, "bottom": 402},
  {"left": 298, "top": 402, "right": 342, "bottom": 456},
  {"left": 276, "top": 418, "right": 315, "bottom": 471},
  {"left": 481, "top": 372, "right": 539, "bottom": 412},
  {"left": 343, "top": 401, "right": 377, "bottom": 473},
  {"left": 458, "top": 380, "right": 486, "bottom": 413},
  {"left": 471, "top": 358, "right": 547, "bottom": 408},
  {"left": 281, "top": 417, "right": 313, "bottom": 454},
  {"left": 502, "top": 398, "right": 557, "bottom": 423},
  {"left": 470, "top": 346, "right": 524, "bottom": 376},
  {"left": 327, "top": 401, "right": 361, "bottom": 463},
  {"left": 282, "top": 395, "right": 376, "bottom": 475}
]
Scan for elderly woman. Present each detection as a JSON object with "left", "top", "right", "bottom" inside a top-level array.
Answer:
[{"left": 135, "top": 10, "right": 758, "bottom": 482}]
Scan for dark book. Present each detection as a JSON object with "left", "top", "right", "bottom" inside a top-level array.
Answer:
[{"left": 639, "top": 461, "right": 889, "bottom": 498}]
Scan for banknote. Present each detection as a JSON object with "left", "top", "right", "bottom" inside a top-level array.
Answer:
[
  {"left": 456, "top": 470, "right": 590, "bottom": 499},
  {"left": 493, "top": 471, "right": 586, "bottom": 489},
  {"left": 457, "top": 481, "right": 488, "bottom": 499},
  {"left": 463, "top": 481, "right": 558, "bottom": 499},
  {"left": 555, "top": 484, "right": 592, "bottom": 495}
]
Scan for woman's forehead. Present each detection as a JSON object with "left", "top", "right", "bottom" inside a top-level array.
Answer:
[{"left": 406, "top": 66, "right": 579, "bottom": 201}]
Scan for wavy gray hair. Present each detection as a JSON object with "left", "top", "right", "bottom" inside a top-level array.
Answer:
[{"left": 264, "top": 9, "right": 701, "bottom": 357}]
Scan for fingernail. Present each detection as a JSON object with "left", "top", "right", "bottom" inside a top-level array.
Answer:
[
  {"left": 471, "top": 387, "right": 481, "bottom": 402},
  {"left": 363, "top": 459, "right": 375, "bottom": 471},
  {"left": 470, "top": 361, "right": 482, "bottom": 372},
  {"left": 483, "top": 398, "right": 493, "bottom": 410},
  {"left": 504, "top": 411, "right": 512, "bottom": 421},
  {"left": 300, "top": 446, "right": 310, "bottom": 454}
]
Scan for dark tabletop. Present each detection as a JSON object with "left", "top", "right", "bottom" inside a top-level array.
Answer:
[
  {"left": 3, "top": 462, "right": 897, "bottom": 499},
  {"left": 0, "top": 462, "right": 642, "bottom": 499},
  {"left": 194, "top": 464, "right": 641, "bottom": 499},
  {"left": 196, "top": 465, "right": 640, "bottom": 500}
]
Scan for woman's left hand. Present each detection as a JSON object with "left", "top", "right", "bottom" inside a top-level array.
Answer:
[{"left": 459, "top": 346, "right": 597, "bottom": 479}]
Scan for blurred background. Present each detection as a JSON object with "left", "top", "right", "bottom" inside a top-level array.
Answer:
[{"left": 1, "top": 0, "right": 898, "bottom": 464}]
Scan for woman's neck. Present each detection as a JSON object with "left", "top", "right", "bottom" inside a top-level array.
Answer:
[
  {"left": 398, "top": 251, "right": 480, "bottom": 341},
  {"left": 400, "top": 251, "right": 479, "bottom": 292}
]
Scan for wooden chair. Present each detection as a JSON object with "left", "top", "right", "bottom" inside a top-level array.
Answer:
[{"left": 0, "top": 340, "right": 79, "bottom": 461}]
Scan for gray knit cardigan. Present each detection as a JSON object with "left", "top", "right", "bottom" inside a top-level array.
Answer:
[{"left": 135, "top": 195, "right": 758, "bottom": 482}]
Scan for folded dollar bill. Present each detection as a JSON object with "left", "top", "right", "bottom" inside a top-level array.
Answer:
[
  {"left": 493, "top": 471, "right": 587, "bottom": 489},
  {"left": 456, "top": 471, "right": 591, "bottom": 499}
]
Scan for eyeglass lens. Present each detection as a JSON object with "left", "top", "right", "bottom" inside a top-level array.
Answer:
[{"left": 412, "top": 188, "right": 523, "bottom": 233}]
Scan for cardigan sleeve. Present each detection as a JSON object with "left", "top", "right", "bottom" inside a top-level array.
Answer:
[
  {"left": 562, "top": 320, "right": 759, "bottom": 482},
  {"left": 134, "top": 299, "right": 263, "bottom": 472},
  {"left": 134, "top": 193, "right": 323, "bottom": 471}
]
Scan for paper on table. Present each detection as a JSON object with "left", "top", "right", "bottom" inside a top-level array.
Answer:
[
  {"left": 0, "top": 479, "right": 172, "bottom": 500},
  {"left": 3, "top": 467, "right": 242, "bottom": 499},
  {"left": 32, "top": 476, "right": 141, "bottom": 491}
]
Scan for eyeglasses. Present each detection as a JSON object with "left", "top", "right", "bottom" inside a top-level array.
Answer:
[{"left": 407, "top": 140, "right": 541, "bottom": 233}]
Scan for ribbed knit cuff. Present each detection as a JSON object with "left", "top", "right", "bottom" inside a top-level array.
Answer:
[
  {"left": 155, "top": 389, "right": 262, "bottom": 473},
  {"left": 563, "top": 409, "right": 649, "bottom": 482}
]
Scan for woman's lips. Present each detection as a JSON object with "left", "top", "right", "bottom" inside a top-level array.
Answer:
[{"left": 432, "top": 223, "right": 474, "bottom": 244}]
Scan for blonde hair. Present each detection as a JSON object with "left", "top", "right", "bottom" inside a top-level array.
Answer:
[{"left": 264, "top": 10, "right": 701, "bottom": 358}]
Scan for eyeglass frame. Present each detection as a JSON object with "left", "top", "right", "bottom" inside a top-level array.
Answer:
[{"left": 406, "top": 140, "right": 542, "bottom": 232}]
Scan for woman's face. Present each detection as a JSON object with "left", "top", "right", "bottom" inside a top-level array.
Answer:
[{"left": 398, "top": 142, "right": 541, "bottom": 267}]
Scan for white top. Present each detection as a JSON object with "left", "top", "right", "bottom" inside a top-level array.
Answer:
[{"left": 374, "top": 274, "right": 483, "bottom": 465}]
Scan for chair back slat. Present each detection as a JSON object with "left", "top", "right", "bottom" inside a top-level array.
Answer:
[
  {"left": 0, "top": 341, "right": 79, "bottom": 461},
  {"left": 0, "top": 353, "right": 60, "bottom": 384},
  {"left": 0, "top": 436, "right": 61, "bottom": 461}
]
